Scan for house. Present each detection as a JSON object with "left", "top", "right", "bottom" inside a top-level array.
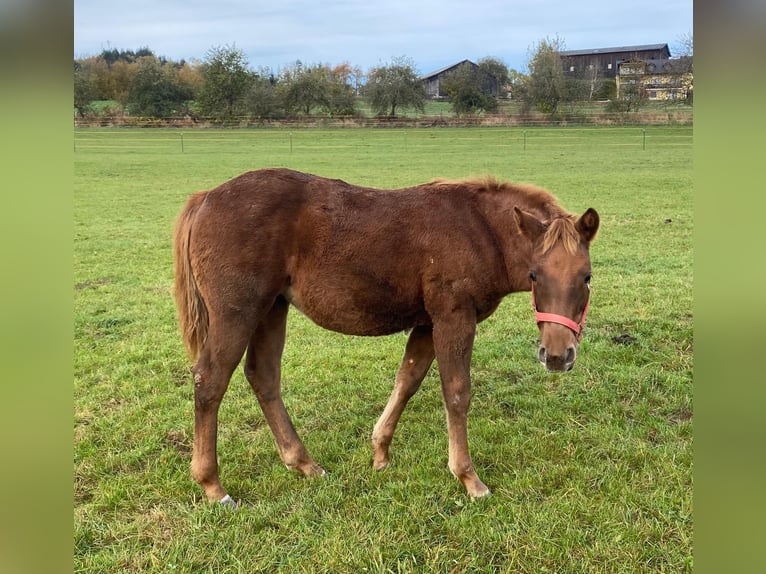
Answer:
[
  {"left": 560, "top": 44, "right": 671, "bottom": 79},
  {"left": 616, "top": 58, "right": 693, "bottom": 101}
]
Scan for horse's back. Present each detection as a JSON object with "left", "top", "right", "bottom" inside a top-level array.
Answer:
[{"left": 188, "top": 169, "right": 507, "bottom": 335}]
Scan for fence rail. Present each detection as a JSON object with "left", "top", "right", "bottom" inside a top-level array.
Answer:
[{"left": 74, "top": 109, "right": 692, "bottom": 129}]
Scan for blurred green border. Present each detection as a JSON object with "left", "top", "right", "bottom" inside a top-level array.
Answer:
[
  {"left": 0, "top": 2, "right": 73, "bottom": 573},
  {"left": 695, "top": 2, "right": 766, "bottom": 573},
  {"left": 6, "top": 1, "right": 766, "bottom": 571}
]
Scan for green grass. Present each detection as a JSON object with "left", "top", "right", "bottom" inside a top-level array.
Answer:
[{"left": 74, "top": 126, "right": 692, "bottom": 573}]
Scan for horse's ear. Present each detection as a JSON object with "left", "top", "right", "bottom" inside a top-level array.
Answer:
[
  {"left": 513, "top": 207, "right": 546, "bottom": 243},
  {"left": 576, "top": 208, "right": 600, "bottom": 243}
]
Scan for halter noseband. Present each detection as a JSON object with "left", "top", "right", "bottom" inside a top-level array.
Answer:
[{"left": 531, "top": 282, "right": 590, "bottom": 342}]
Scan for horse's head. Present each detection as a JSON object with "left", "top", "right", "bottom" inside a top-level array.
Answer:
[{"left": 514, "top": 206, "right": 600, "bottom": 372}]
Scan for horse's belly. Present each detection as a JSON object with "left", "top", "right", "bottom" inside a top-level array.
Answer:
[{"left": 284, "top": 285, "right": 425, "bottom": 336}]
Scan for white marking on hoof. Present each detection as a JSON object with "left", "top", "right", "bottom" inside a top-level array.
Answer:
[
  {"left": 220, "top": 494, "right": 237, "bottom": 509},
  {"left": 470, "top": 488, "right": 492, "bottom": 500}
]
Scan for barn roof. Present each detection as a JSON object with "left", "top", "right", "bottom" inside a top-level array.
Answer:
[
  {"left": 560, "top": 43, "right": 670, "bottom": 57},
  {"left": 421, "top": 60, "right": 477, "bottom": 80}
]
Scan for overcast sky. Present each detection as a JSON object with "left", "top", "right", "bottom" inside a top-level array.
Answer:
[{"left": 74, "top": 0, "right": 692, "bottom": 74}]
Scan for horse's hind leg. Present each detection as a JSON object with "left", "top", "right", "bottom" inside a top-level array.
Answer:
[
  {"left": 372, "top": 326, "right": 435, "bottom": 470},
  {"left": 244, "top": 297, "right": 325, "bottom": 477},
  {"left": 191, "top": 317, "right": 252, "bottom": 505}
]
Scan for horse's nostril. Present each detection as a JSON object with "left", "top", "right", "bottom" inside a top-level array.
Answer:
[
  {"left": 565, "top": 346, "right": 576, "bottom": 364},
  {"left": 538, "top": 347, "right": 547, "bottom": 364}
]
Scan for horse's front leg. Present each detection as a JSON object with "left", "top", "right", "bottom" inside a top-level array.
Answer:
[{"left": 433, "top": 315, "right": 490, "bottom": 499}]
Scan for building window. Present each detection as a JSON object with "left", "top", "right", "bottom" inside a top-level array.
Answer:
[
  {"left": 607, "top": 63, "right": 612, "bottom": 70},
  {"left": 570, "top": 66, "right": 575, "bottom": 72}
]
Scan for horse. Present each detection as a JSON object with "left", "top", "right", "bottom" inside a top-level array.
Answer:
[{"left": 173, "top": 168, "right": 599, "bottom": 506}]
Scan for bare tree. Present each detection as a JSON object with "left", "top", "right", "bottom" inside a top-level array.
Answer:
[
  {"left": 674, "top": 32, "right": 693, "bottom": 59},
  {"left": 672, "top": 32, "right": 693, "bottom": 103}
]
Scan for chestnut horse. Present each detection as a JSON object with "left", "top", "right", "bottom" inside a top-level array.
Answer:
[{"left": 173, "top": 168, "right": 599, "bottom": 505}]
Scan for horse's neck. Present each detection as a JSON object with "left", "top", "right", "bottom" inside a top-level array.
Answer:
[{"left": 478, "top": 194, "right": 540, "bottom": 294}]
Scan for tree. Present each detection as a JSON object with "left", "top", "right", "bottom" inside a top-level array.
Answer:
[
  {"left": 672, "top": 32, "right": 693, "bottom": 104},
  {"left": 174, "top": 60, "right": 204, "bottom": 101},
  {"left": 674, "top": 32, "right": 693, "bottom": 62},
  {"left": 74, "top": 61, "right": 98, "bottom": 116},
  {"left": 526, "top": 36, "right": 566, "bottom": 114},
  {"left": 507, "top": 68, "right": 529, "bottom": 102},
  {"left": 332, "top": 62, "right": 364, "bottom": 95},
  {"left": 326, "top": 63, "right": 361, "bottom": 115},
  {"left": 364, "top": 56, "right": 425, "bottom": 117},
  {"left": 607, "top": 81, "right": 647, "bottom": 113},
  {"left": 583, "top": 64, "right": 603, "bottom": 101},
  {"left": 278, "top": 62, "right": 331, "bottom": 116},
  {"left": 245, "top": 69, "right": 284, "bottom": 119},
  {"left": 108, "top": 60, "right": 139, "bottom": 106},
  {"left": 126, "top": 56, "right": 193, "bottom": 117},
  {"left": 197, "top": 45, "right": 252, "bottom": 122},
  {"left": 595, "top": 78, "right": 616, "bottom": 100},
  {"left": 441, "top": 63, "right": 498, "bottom": 115},
  {"left": 325, "top": 71, "right": 357, "bottom": 116},
  {"left": 99, "top": 47, "right": 154, "bottom": 67},
  {"left": 477, "top": 57, "right": 509, "bottom": 98}
]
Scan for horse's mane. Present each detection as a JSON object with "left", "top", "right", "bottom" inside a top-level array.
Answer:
[
  {"left": 542, "top": 216, "right": 579, "bottom": 255},
  {"left": 430, "top": 175, "right": 579, "bottom": 254}
]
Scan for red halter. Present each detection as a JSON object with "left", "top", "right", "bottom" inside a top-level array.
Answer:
[{"left": 531, "top": 282, "right": 590, "bottom": 342}]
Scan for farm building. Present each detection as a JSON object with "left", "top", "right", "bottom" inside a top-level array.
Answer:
[
  {"left": 560, "top": 43, "right": 671, "bottom": 79},
  {"left": 421, "top": 60, "right": 500, "bottom": 99},
  {"left": 422, "top": 60, "right": 477, "bottom": 99},
  {"left": 616, "top": 58, "right": 693, "bottom": 101}
]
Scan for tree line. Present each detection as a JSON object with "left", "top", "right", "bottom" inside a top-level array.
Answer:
[
  {"left": 74, "top": 39, "right": 691, "bottom": 123},
  {"left": 74, "top": 46, "right": 515, "bottom": 121}
]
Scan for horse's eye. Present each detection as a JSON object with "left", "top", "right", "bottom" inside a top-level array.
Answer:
[
  {"left": 529, "top": 271, "right": 537, "bottom": 282},
  {"left": 584, "top": 273, "right": 592, "bottom": 284}
]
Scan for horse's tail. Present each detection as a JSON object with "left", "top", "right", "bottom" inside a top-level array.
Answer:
[{"left": 173, "top": 191, "right": 209, "bottom": 362}]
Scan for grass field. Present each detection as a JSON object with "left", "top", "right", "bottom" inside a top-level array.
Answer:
[{"left": 74, "top": 126, "right": 692, "bottom": 573}]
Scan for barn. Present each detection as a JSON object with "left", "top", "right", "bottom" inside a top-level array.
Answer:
[
  {"left": 560, "top": 43, "right": 672, "bottom": 79},
  {"left": 421, "top": 60, "right": 479, "bottom": 99}
]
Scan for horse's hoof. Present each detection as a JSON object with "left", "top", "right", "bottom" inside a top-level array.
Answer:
[
  {"left": 469, "top": 487, "right": 491, "bottom": 500},
  {"left": 219, "top": 494, "right": 238, "bottom": 509},
  {"left": 465, "top": 478, "right": 491, "bottom": 499},
  {"left": 372, "top": 459, "right": 389, "bottom": 471},
  {"left": 309, "top": 464, "right": 327, "bottom": 478}
]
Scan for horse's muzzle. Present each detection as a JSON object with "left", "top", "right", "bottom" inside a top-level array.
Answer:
[{"left": 538, "top": 345, "right": 576, "bottom": 372}]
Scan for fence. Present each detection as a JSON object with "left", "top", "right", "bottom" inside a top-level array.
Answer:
[
  {"left": 73, "top": 125, "right": 693, "bottom": 156},
  {"left": 73, "top": 108, "right": 692, "bottom": 129}
]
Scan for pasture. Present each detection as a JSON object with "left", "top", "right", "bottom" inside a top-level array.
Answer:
[{"left": 74, "top": 126, "right": 692, "bottom": 572}]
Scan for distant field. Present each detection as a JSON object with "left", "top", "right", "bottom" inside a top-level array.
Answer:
[{"left": 74, "top": 126, "right": 692, "bottom": 573}]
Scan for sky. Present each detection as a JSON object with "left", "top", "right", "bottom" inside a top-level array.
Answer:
[{"left": 74, "top": 0, "right": 692, "bottom": 74}]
